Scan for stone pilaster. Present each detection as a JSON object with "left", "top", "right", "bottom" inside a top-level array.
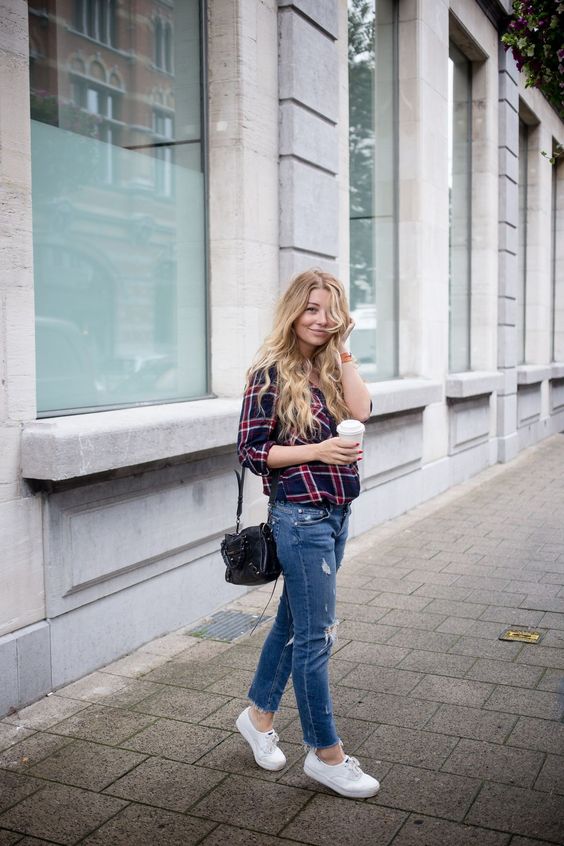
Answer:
[
  {"left": 278, "top": 1, "right": 340, "bottom": 286},
  {"left": 207, "top": 0, "right": 280, "bottom": 396},
  {"left": 0, "top": 0, "right": 46, "bottom": 713},
  {"left": 496, "top": 42, "right": 519, "bottom": 462}
]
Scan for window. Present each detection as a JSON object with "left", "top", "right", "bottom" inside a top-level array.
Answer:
[
  {"left": 348, "top": 0, "right": 398, "bottom": 381},
  {"left": 552, "top": 154, "right": 563, "bottom": 363},
  {"left": 517, "top": 119, "right": 528, "bottom": 364},
  {"left": 153, "top": 109, "right": 174, "bottom": 196},
  {"left": 154, "top": 17, "right": 173, "bottom": 73},
  {"left": 74, "top": 0, "right": 117, "bottom": 48},
  {"left": 71, "top": 77, "right": 121, "bottom": 182},
  {"left": 28, "top": 0, "right": 207, "bottom": 415},
  {"left": 448, "top": 42, "right": 472, "bottom": 372}
]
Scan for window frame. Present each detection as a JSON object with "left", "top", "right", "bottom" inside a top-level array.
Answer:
[
  {"left": 347, "top": 0, "right": 400, "bottom": 383},
  {"left": 29, "top": 0, "right": 211, "bottom": 418}
]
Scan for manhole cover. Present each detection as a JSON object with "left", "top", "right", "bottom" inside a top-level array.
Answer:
[
  {"left": 499, "top": 628, "right": 544, "bottom": 644},
  {"left": 186, "top": 610, "right": 271, "bottom": 642}
]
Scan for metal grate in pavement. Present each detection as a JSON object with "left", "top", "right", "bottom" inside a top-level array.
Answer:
[{"left": 186, "top": 610, "right": 272, "bottom": 642}]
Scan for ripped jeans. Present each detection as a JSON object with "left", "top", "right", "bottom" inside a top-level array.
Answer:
[{"left": 248, "top": 500, "right": 350, "bottom": 749}]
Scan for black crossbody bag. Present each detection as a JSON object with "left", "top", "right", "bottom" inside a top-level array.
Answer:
[{"left": 220, "top": 467, "right": 282, "bottom": 586}]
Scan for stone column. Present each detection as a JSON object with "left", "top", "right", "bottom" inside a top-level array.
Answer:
[
  {"left": 278, "top": 1, "right": 340, "bottom": 287},
  {"left": 207, "top": 0, "right": 279, "bottom": 396},
  {"left": 496, "top": 42, "right": 519, "bottom": 462},
  {"left": 398, "top": 0, "right": 450, "bottom": 463},
  {"left": 0, "top": 0, "right": 46, "bottom": 712}
]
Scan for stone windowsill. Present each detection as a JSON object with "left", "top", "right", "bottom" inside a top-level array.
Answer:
[
  {"left": 366, "top": 378, "right": 442, "bottom": 417},
  {"left": 21, "top": 378, "right": 443, "bottom": 482},
  {"left": 517, "top": 364, "right": 553, "bottom": 385},
  {"left": 445, "top": 371, "right": 504, "bottom": 399},
  {"left": 21, "top": 398, "right": 242, "bottom": 482}
]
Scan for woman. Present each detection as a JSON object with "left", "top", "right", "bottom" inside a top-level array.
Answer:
[{"left": 235, "top": 269, "right": 379, "bottom": 798}]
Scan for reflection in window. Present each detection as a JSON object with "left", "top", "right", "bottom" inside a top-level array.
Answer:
[
  {"left": 448, "top": 42, "right": 472, "bottom": 373},
  {"left": 551, "top": 155, "right": 563, "bottom": 362},
  {"left": 71, "top": 76, "right": 121, "bottom": 182},
  {"left": 28, "top": 0, "right": 207, "bottom": 415},
  {"left": 153, "top": 109, "right": 174, "bottom": 196},
  {"left": 74, "top": 0, "right": 117, "bottom": 48},
  {"left": 155, "top": 17, "right": 173, "bottom": 73},
  {"left": 348, "top": 0, "right": 398, "bottom": 381},
  {"left": 517, "top": 119, "right": 528, "bottom": 364},
  {"left": 552, "top": 157, "right": 564, "bottom": 361}
]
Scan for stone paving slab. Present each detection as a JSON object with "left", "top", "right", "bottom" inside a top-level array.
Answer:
[
  {"left": 280, "top": 793, "right": 407, "bottom": 846},
  {"left": 533, "top": 753, "right": 564, "bottom": 794},
  {"left": 429, "top": 705, "right": 518, "bottom": 744},
  {"left": 357, "top": 724, "right": 459, "bottom": 770},
  {"left": 1, "top": 435, "right": 564, "bottom": 845},
  {"left": 102, "top": 756, "right": 225, "bottom": 811},
  {"left": 0, "top": 783, "right": 127, "bottom": 844},
  {"left": 120, "top": 719, "right": 230, "bottom": 764},
  {"left": 47, "top": 705, "right": 156, "bottom": 745},
  {"left": 440, "top": 738, "right": 545, "bottom": 788},
  {"left": 81, "top": 804, "right": 215, "bottom": 845},
  {"left": 465, "top": 782, "right": 564, "bottom": 842},
  {"left": 190, "top": 773, "right": 312, "bottom": 834},
  {"left": 505, "top": 716, "right": 564, "bottom": 754},
  {"left": 369, "top": 763, "right": 482, "bottom": 822},
  {"left": 26, "top": 740, "right": 147, "bottom": 792},
  {"left": 389, "top": 815, "right": 511, "bottom": 846},
  {"left": 0, "top": 732, "right": 72, "bottom": 773}
]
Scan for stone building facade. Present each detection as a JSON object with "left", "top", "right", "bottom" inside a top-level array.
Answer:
[{"left": 1, "top": 0, "right": 562, "bottom": 716}]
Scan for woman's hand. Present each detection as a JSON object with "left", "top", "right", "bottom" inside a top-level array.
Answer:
[
  {"left": 313, "top": 437, "right": 362, "bottom": 465},
  {"left": 339, "top": 319, "right": 355, "bottom": 352}
]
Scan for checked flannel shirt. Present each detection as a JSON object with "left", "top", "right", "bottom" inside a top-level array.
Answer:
[{"left": 237, "top": 366, "right": 361, "bottom": 505}]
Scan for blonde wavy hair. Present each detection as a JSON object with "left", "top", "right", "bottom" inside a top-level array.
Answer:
[{"left": 246, "top": 269, "right": 352, "bottom": 440}]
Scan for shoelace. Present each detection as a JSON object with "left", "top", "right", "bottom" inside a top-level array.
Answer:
[
  {"left": 344, "top": 755, "right": 363, "bottom": 779},
  {"left": 263, "top": 730, "right": 280, "bottom": 754}
]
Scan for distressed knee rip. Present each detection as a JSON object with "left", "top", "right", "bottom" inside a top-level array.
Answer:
[
  {"left": 321, "top": 557, "right": 331, "bottom": 574},
  {"left": 323, "top": 619, "right": 339, "bottom": 651}
]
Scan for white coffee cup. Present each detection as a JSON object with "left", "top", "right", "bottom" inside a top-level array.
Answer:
[{"left": 336, "top": 419, "right": 365, "bottom": 451}]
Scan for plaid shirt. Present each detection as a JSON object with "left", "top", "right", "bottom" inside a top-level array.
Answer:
[{"left": 237, "top": 367, "right": 361, "bottom": 505}]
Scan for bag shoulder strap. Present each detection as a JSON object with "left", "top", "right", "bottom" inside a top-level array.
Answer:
[{"left": 235, "top": 466, "right": 281, "bottom": 532}]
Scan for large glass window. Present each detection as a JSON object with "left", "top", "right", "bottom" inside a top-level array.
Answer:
[
  {"left": 348, "top": 0, "right": 398, "bottom": 381},
  {"left": 554, "top": 156, "right": 564, "bottom": 362},
  {"left": 448, "top": 42, "right": 472, "bottom": 373},
  {"left": 28, "top": 1, "right": 207, "bottom": 416},
  {"left": 550, "top": 153, "right": 562, "bottom": 363},
  {"left": 517, "top": 119, "right": 528, "bottom": 365}
]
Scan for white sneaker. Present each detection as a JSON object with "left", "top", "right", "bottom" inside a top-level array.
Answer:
[
  {"left": 303, "top": 749, "right": 380, "bottom": 798},
  {"left": 235, "top": 706, "right": 287, "bottom": 771}
]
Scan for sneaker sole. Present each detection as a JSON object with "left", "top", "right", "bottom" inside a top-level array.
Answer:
[
  {"left": 235, "top": 714, "right": 286, "bottom": 772},
  {"left": 303, "top": 761, "right": 380, "bottom": 798}
]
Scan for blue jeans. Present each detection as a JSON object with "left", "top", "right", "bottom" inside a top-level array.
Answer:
[{"left": 248, "top": 500, "right": 351, "bottom": 749}]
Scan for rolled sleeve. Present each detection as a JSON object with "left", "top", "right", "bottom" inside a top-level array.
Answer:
[{"left": 237, "top": 370, "right": 278, "bottom": 477}]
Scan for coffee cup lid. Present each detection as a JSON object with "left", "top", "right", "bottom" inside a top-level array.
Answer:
[{"left": 337, "top": 419, "right": 365, "bottom": 433}]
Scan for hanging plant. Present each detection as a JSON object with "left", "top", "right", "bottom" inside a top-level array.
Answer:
[{"left": 501, "top": 0, "right": 564, "bottom": 122}]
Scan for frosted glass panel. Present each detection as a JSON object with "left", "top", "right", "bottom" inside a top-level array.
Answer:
[
  {"left": 28, "top": 0, "right": 207, "bottom": 415},
  {"left": 348, "top": 0, "right": 398, "bottom": 381}
]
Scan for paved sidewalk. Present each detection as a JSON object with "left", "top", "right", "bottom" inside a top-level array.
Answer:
[{"left": 1, "top": 435, "right": 564, "bottom": 846}]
